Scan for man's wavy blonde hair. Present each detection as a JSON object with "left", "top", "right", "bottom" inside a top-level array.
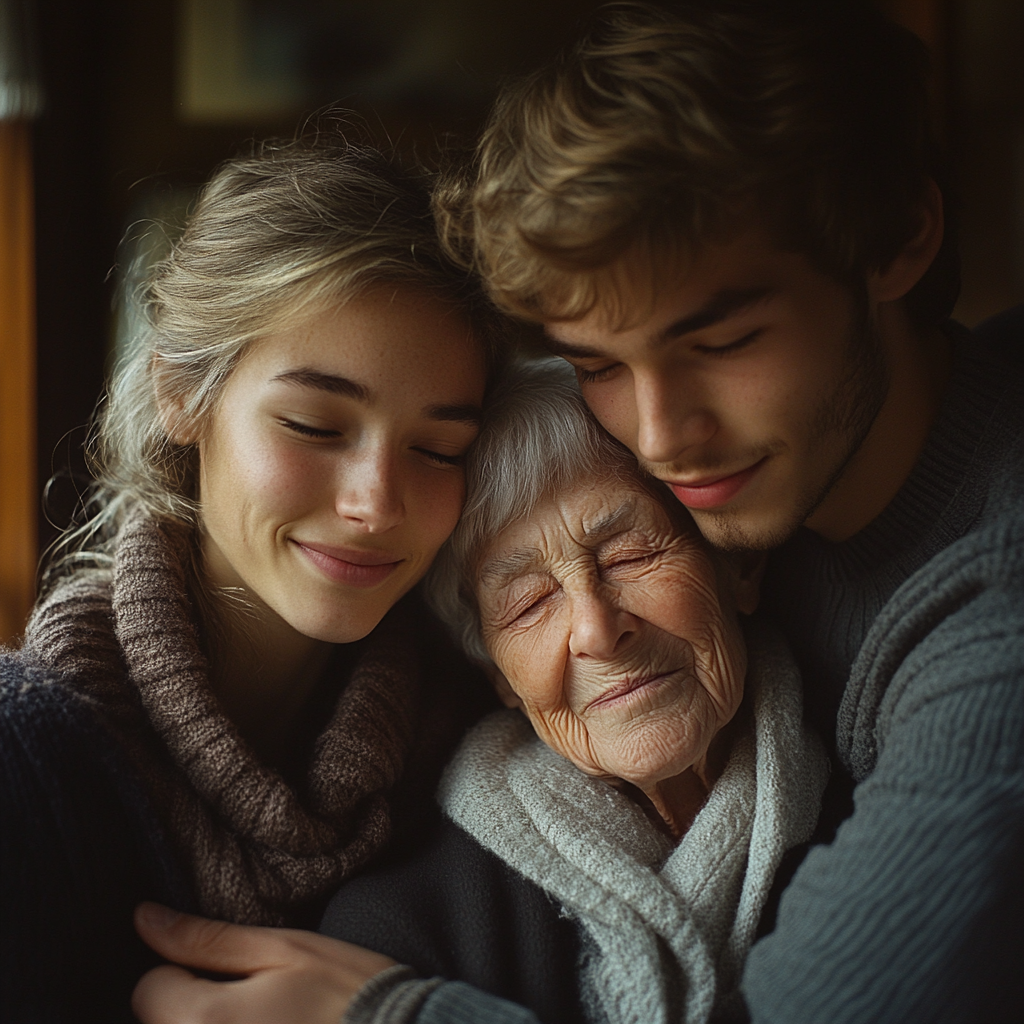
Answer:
[{"left": 437, "top": 0, "right": 958, "bottom": 328}]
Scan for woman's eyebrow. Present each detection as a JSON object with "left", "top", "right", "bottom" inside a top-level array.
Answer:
[
  {"left": 271, "top": 368, "right": 370, "bottom": 400},
  {"left": 585, "top": 502, "right": 635, "bottom": 539},
  {"left": 425, "top": 403, "right": 482, "bottom": 425}
]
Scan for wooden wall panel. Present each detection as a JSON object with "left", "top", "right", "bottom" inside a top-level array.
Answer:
[{"left": 0, "top": 120, "right": 37, "bottom": 645}]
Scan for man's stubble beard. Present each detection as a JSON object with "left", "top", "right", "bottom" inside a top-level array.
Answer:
[{"left": 677, "top": 297, "right": 890, "bottom": 553}]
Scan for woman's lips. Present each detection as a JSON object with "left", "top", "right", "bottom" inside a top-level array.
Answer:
[
  {"left": 666, "top": 458, "right": 766, "bottom": 510},
  {"left": 293, "top": 541, "right": 402, "bottom": 588},
  {"left": 583, "top": 671, "right": 675, "bottom": 712}
]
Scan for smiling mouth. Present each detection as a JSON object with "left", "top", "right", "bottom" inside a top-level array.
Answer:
[
  {"left": 583, "top": 671, "right": 678, "bottom": 712},
  {"left": 664, "top": 458, "right": 768, "bottom": 510},
  {"left": 293, "top": 541, "right": 403, "bottom": 588}
]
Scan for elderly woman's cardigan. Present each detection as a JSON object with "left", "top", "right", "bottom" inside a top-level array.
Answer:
[
  {"left": 327, "top": 619, "right": 828, "bottom": 1024},
  {"left": 18, "top": 509, "right": 491, "bottom": 927}
]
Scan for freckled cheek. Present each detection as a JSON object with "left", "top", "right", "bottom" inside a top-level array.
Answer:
[
  {"left": 582, "top": 383, "right": 636, "bottom": 448},
  {"left": 407, "top": 473, "right": 467, "bottom": 559}
]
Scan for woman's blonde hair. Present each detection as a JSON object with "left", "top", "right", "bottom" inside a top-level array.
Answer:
[{"left": 45, "top": 130, "right": 502, "bottom": 590}]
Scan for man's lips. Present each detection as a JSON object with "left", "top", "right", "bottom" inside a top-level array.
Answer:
[
  {"left": 665, "top": 458, "right": 767, "bottom": 510},
  {"left": 293, "top": 541, "right": 403, "bottom": 587}
]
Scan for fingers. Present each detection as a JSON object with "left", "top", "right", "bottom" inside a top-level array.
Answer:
[
  {"left": 134, "top": 903, "right": 288, "bottom": 974},
  {"left": 132, "top": 964, "right": 215, "bottom": 1024}
]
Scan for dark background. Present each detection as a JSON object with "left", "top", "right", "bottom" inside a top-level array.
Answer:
[{"left": 31, "top": 0, "right": 1024, "bottom": 553}]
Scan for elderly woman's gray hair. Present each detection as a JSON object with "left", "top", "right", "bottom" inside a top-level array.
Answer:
[{"left": 425, "top": 359, "right": 661, "bottom": 662}]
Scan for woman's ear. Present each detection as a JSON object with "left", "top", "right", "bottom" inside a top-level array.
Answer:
[
  {"left": 153, "top": 356, "right": 198, "bottom": 445},
  {"left": 724, "top": 551, "right": 767, "bottom": 616},
  {"left": 481, "top": 661, "right": 523, "bottom": 710},
  {"left": 868, "top": 179, "right": 944, "bottom": 304}
]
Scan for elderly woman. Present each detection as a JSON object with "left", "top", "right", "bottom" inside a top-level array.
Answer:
[
  {"left": 135, "top": 360, "right": 828, "bottom": 1024},
  {"left": 315, "top": 359, "right": 830, "bottom": 1024}
]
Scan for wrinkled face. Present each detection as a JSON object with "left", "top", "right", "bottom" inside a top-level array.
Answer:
[
  {"left": 544, "top": 230, "right": 888, "bottom": 550},
  {"left": 197, "top": 286, "right": 487, "bottom": 643},
  {"left": 476, "top": 474, "right": 746, "bottom": 789}
]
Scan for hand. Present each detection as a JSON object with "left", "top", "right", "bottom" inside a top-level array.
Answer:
[{"left": 132, "top": 902, "right": 397, "bottom": 1024}]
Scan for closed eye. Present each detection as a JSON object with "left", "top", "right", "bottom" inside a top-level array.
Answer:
[
  {"left": 413, "top": 447, "right": 464, "bottom": 468},
  {"left": 280, "top": 419, "right": 341, "bottom": 439},
  {"left": 574, "top": 362, "right": 621, "bottom": 385},
  {"left": 601, "top": 551, "right": 660, "bottom": 577},
  {"left": 693, "top": 328, "right": 763, "bottom": 357}
]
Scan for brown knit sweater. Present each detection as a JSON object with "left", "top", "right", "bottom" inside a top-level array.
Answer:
[{"left": 22, "top": 511, "right": 490, "bottom": 926}]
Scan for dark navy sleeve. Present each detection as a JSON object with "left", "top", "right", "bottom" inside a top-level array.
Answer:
[
  {"left": 322, "top": 803, "right": 585, "bottom": 1024},
  {"left": 0, "top": 655, "right": 196, "bottom": 1023}
]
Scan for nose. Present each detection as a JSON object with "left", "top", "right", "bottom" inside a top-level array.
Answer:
[
  {"left": 633, "top": 370, "right": 716, "bottom": 466},
  {"left": 568, "top": 587, "right": 639, "bottom": 660},
  {"left": 335, "top": 444, "right": 406, "bottom": 534}
]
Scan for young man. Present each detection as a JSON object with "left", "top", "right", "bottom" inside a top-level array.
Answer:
[{"left": 435, "top": 0, "right": 1024, "bottom": 1020}]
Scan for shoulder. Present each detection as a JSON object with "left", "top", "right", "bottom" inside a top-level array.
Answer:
[{"left": 840, "top": 515, "right": 1024, "bottom": 779}]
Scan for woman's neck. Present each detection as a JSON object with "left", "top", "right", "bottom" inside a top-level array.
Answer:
[
  {"left": 199, "top": 582, "right": 333, "bottom": 771},
  {"left": 634, "top": 716, "right": 738, "bottom": 840}
]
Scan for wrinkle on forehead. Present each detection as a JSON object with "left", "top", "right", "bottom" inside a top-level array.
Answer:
[{"left": 479, "top": 494, "right": 649, "bottom": 595}]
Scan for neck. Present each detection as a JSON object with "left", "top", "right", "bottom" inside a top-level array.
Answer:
[
  {"left": 806, "top": 302, "right": 952, "bottom": 543},
  {"left": 199, "top": 547, "right": 333, "bottom": 769},
  {"left": 639, "top": 769, "right": 712, "bottom": 840}
]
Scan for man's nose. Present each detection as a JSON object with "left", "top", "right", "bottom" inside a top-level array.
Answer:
[
  {"left": 633, "top": 371, "right": 716, "bottom": 465},
  {"left": 335, "top": 445, "right": 406, "bottom": 533},
  {"left": 567, "top": 587, "right": 639, "bottom": 660}
]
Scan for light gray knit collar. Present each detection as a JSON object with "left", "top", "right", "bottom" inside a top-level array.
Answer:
[{"left": 439, "top": 618, "right": 828, "bottom": 1024}]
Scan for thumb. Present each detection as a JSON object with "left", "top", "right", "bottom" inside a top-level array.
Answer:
[{"left": 135, "top": 903, "right": 276, "bottom": 975}]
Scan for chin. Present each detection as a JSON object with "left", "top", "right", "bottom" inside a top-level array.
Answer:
[
  {"left": 690, "top": 505, "right": 803, "bottom": 553},
  {"left": 286, "top": 601, "right": 391, "bottom": 645}
]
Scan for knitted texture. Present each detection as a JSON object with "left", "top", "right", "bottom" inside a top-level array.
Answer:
[
  {"left": 21, "top": 510, "right": 456, "bottom": 925},
  {"left": 438, "top": 619, "right": 827, "bottom": 1024},
  {"left": 742, "top": 315, "right": 1024, "bottom": 1023}
]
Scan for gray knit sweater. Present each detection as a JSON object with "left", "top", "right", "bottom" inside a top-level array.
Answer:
[{"left": 379, "top": 320, "right": 1024, "bottom": 1024}]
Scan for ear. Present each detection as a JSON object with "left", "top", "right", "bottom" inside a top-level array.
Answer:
[
  {"left": 153, "top": 355, "right": 198, "bottom": 445},
  {"left": 481, "top": 661, "right": 524, "bottom": 710},
  {"left": 867, "top": 179, "right": 944, "bottom": 304},
  {"left": 723, "top": 551, "right": 767, "bottom": 615}
]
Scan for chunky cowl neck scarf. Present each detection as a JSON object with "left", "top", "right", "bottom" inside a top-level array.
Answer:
[{"left": 25, "top": 510, "right": 478, "bottom": 925}]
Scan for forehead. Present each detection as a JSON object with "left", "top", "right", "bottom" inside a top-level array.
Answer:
[
  {"left": 478, "top": 475, "right": 678, "bottom": 584},
  {"left": 543, "top": 228, "right": 817, "bottom": 349},
  {"left": 233, "top": 286, "right": 485, "bottom": 394}
]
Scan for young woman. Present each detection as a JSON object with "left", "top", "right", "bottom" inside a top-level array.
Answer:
[{"left": 0, "top": 131, "right": 502, "bottom": 1023}]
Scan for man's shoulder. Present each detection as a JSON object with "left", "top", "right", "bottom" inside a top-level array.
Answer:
[{"left": 839, "top": 514, "right": 1024, "bottom": 779}]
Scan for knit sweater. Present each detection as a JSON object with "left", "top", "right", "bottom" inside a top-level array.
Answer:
[
  {"left": 337, "top": 620, "right": 827, "bottom": 1024},
  {"left": 17, "top": 510, "right": 492, "bottom": 926},
  {"left": 372, "top": 315, "right": 1024, "bottom": 1024},
  {"left": 437, "top": 619, "right": 827, "bottom": 1024}
]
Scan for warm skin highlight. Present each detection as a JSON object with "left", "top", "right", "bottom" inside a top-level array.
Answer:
[
  {"left": 477, "top": 474, "right": 748, "bottom": 837},
  {"left": 167, "top": 286, "right": 486, "bottom": 766},
  {"left": 545, "top": 200, "right": 948, "bottom": 549}
]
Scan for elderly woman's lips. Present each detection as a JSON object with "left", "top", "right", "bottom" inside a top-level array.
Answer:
[
  {"left": 293, "top": 541, "right": 402, "bottom": 587},
  {"left": 583, "top": 671, "right": 677, "bottom": 712}
]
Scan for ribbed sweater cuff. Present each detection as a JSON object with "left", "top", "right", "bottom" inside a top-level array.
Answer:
[{"left": 344, "top": 965, "right": 444, "bottom": 1024}]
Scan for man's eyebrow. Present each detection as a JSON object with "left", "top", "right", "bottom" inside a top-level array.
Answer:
[
  {"left": 425, "top": 403, "right": 482, "bottom": 425},
  {"left": 271, "top": 369, "right": 370, "bottom": 401},
  {"left": 478, "top": 548, "right": 545, "bottom": 589},
  {"left": 659, "top": 286, "right": 775, "bottom": 343},
  {"left": 540, "top": 286, "right": 775, "bottom": 359}
]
